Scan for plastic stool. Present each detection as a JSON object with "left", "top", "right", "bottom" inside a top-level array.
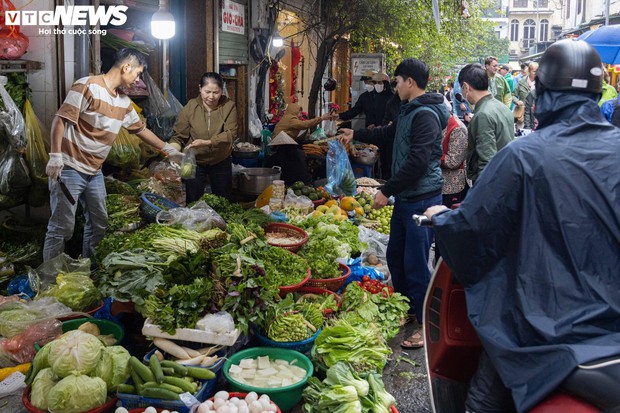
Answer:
[{"left": 350, "top": 162, "right": 374, "bottom": 178}]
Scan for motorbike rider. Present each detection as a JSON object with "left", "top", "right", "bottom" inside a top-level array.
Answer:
[{"left": 422, "top": 39, "right": 620, "bottom": 412}]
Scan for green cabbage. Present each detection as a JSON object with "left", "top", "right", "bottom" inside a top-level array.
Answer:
[
  {"left": 30, "top": 368, "right": 57, "bottom": 410},
  {"left": 92, "top": 345, "right": 131, "bottom": 390},
  {"left": 47, "top": 374, "right": 107, "bottom": 413},
  {"left": 43, "top": 272, "right": 101, "bottom": 312},
  {"left": 48, "top": 330, "right": 104, "bottom": 378},
  {"left": 25, "top": 342, "right": 51, "bottom": 385}
]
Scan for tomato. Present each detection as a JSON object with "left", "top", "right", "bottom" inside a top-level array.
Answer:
[
  {"left": 362, "top": 275, "right": 371, "bottom": 282},
  {"left": 363, "top": 281, "right": 371, "bottom": 289},
  {"left": 357, "top": 281, "right": 363, "bottom": 287},
  {"left": 388, "top": 286, "right": 394, "bottom": 294}
]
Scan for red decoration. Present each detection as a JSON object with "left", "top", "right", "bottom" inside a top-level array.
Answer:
[{"left": 290, "top": 41, "right": 301, "bottom": 103}]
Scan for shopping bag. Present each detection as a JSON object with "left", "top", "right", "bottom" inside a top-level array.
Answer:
[
  {"left": 180, "top": 148, "right": 197, "bottom": 179},
  {"left": 107, "top": 128, "right": 141, "bottom": 167},
  {"left": 324, "top": 140, "right": 356, "bottom": 197}
]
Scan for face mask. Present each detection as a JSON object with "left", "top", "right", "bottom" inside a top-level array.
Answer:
[
  {"left": 374, "top": 84, "right": 384, "bottom": 93},
  {"left": 364, "top": 84, "right": 375, "bottom": 92}
]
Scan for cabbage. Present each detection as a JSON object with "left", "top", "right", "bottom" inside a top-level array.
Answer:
[
  {"left": 48, "top": 330, "right": 104, "bottom": 377},
  {"left": 42, "top": 272, "right": 101, "bottom": 312},
  {"left": 25, "top": 343, "right": 51, "bottom": 385},
  {"left": 47, "top": 374, "right": 107, "bottom": 413},
  {"left": 30, "top": 368, "right": 57, "bottom": 410},
  {"left": 92, "top": 345, "right": 131, "bottom": 390}
]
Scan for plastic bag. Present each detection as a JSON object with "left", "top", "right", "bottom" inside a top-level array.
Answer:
[
  {"left": 0, "top": 77, "right": 26, "bottom": 150},
  {"left": 0, "top": 1, "right": 29, "bottom": 60},
  {"left": 0, "top": 319, "right": 62, "bottom": 367},
  {"left": 180, "top": 148, "right": 196, "bottom": 179},
  {"left": 26, "top": 253, "right": 91, "bottom": 296},
  {"left": 309, "top": 127, "right": 327, "bottom": 141},
  {"left": 283, "top": 188, "right": 313, "bottom": 213},
  {"left": 324, "top": 119, "right": 337, "bottom": 137},
  {"left": 340, "top": 257, "right": 386, "bottom": 291},
  {"left": 23, "top": 99, "right": 48, "bottom": 185},
  {"left": 106, "top": 127, "right": 141, "bottom": 167},
  {"left": 195, "top": 311, "right": 235, "bottom": 334},
  {"left": 325, "top": 140, "right": 356, "bottom": 197},
  {"left": 156, "top": 201, "right": 226, "bottom": 232},
  {"left": 358, "top": 225, "right": 390, "bottom": 276},
  {"left": 0, "top": 297, "right": 72, "bottom": 338},
  {"left": 143, "top": 72, "right": 182, "bottom": 142},
  {"left": 0, "top": 147, "right": 31, "bottom": 196}
]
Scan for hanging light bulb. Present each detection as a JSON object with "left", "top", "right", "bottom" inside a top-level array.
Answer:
[
  {"left": 272, "top": 32, "right": 283, "bottom": 48},
  {"left": 151, "top": 0, "right": 176, "bottom": 40}
]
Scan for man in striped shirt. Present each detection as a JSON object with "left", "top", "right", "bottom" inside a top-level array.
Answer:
[{"left": 43, "top": 48, "right": 181, "bottom": 262}]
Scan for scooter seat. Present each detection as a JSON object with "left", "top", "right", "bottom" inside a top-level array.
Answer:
[{"left": 561, "top": 356, "right": 620, "bottom": 413}]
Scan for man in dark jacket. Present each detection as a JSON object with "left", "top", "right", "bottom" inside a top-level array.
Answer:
[
  {"left": 424, "top": 40, "right": 620, "bottom": 413},
  {"left": 341, "top": 58, "right": 450, "bottom": 349},
  {"left": 338, "top": 72, "right": 394, "bottom": 128}
]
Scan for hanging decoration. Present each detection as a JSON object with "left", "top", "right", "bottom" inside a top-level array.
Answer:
[
  {"left": 269, "top": 61, "right": 286, "bottom": 123},
  {"left": 290, "top": 41, "right": 301, "bottom": 103}
]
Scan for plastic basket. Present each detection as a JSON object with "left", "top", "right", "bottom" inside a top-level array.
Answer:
[
  {"left": 58, "top": 300, "right": 105, "bottom": 322},
  {"left": 223, "top": 347, "right": 313, "bottom": 411},
  {"left": 61, "top": 317, "right": 124, "bottom": 345},
  {"left": 305, "top": 264, "right": 351, "bottom": 292},
  {"left": 117, "top": 377, "right": 214, "bottom": 412},
  {"left": 295, "top": 286, "right": 341, "bottom": 316},
  {"left": 22, "top": 387, "right": 117, "bottom": 413},
  {"left": 140, "top": 192, "right": 179, "bottom": 223},
  {"left": 207, "top": 392, "right": 282, "bottom": 412},
  {"left": 278, "top": 267, "right": 311, "bottom": 297},
  {"left": 264, "top": 222, "right": 309, "bottom": 253},
  {"left": 253, "top": 325, "right": 322, "bottom": 354}
]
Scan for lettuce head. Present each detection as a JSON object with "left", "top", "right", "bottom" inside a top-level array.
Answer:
[
  {"left": 47, "top": 374, "right": 107, "bottom": 413},
  {"left": 48, "top": 330, "right": 104, "bottom": 377}
]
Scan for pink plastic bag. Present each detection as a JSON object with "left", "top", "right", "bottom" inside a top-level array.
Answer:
[
  {"left": 0, "top": 0, "right": 29, "bottom": 60},
  {"left": 0, "top": 319, "right": 62, "bottom": 366}
]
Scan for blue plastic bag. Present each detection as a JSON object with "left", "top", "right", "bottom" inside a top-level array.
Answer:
[
  {"left": 325, "top": 140, "right": 357, "bottom": 197},
  {"left": 340, "top": 257, "right": 385, "bottom": 292}
]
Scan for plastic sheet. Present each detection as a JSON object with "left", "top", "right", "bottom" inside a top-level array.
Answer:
[
  {"left": 156, "top": 201, "right": 226, "bottom": 232},
  {"left": 143, "top": 72, "right": 182, "bottom": 142},
  {"left": 27, "top": 253, "right": 90, "bottom": 296},
  {"left": 283, "top": 188, "right": 313, "bottom": 213},
  {"left": 341, "top": 257, "right": 385, "bottom": 290},
  {"left": 309, "top": 127, "right": 327, "bottom": 141},
  {"left": 23, "top": 99, "right": 48, "bottom": 186},
  {"left": 358, "top": 225, "right": 389, "bottom": 275},
  {"left": 106, "top": 127, "right": 141, "bottom": 168},
  {"left": 0, "top": 297, "right": 72, "bottom": 338},
  {"left": 0, "top": 78, "right": 26, "bottom": 150}
]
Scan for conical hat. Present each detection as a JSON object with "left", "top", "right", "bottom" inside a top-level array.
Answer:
[{"left": 268, "top": 131, "right": 298, "bottom": 146}]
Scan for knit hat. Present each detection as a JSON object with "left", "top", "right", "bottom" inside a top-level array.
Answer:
[{"left": 268, "top": 131, "right": 298, "bottom": 146}]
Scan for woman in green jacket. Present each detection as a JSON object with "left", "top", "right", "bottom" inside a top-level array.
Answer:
[
  {"left": 170, "top": 72, "right": 238, "bottom": 203},
  {"left": 512, "top": 62, "right": 537, "bottom": 129}
]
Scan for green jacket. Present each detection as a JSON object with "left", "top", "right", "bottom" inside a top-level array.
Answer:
[
  {"left": 600, "top": 82, "right": 618, "bottom": 107},
  {"left": 489, "top": 74, "right": 512, "bottom": 107},
  {"left": 467, "top": 94, "right": 515, "bottom": 183}
]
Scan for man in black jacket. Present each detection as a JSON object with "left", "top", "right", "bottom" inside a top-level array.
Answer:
[{"left": 339, "top": 72, "right": 394, "bottom": 128}]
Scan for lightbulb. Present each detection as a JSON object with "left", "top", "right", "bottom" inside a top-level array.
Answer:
[
  {"left": 151, "top": 7, "right": 176, "bottom": 39},
  {"left": 272, "top": 36, "right": 283, "bottom": 48}
]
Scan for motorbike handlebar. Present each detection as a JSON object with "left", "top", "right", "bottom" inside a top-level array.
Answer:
[{"left": 412, "top": 214, "right": 432, "bottom": 226}]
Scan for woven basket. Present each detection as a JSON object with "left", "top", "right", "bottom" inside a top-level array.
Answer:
[
  {"left": 305, "top": 264, "right": 351, "bottom": 292},
  {"left": 265, "top": 222, "right": 309, "bottom": 253},
  {"left": 279, "top": 267, "right": 311, "bottom": 297},
  {"left": 140, "top": 192, "right": 179, "bottom": 223},
  {"left": 253, "top": 325, "right": 321, "bottom": 354},
  {"left": 295, "top": 286, "right": 341, "bottom": 316}
]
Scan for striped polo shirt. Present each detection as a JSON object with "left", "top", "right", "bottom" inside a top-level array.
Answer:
[{"left": 55, "top": 75, "right": 146, "bottom": 175}]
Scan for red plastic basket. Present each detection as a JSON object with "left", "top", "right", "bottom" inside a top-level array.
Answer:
[
  {"left": 312, "top": 197, "right": 326, "bottom": 207},
  {"left": 305, "top": 263, "right": 351, "bottom": 292},
  {"left": 295, "top": 286, "right": 342, "bottom": 316},
  {"left": 22, "top": 387, "right": 117, "bottom": 413},
  {"left": 207, "top": 392, "right": 282, "bottom": 412},
  {"left": 279, "top": 267, "right": 311, "bottom": 297},
  {"left": 265, "top": 222, "right": 309, "bottom": 253},
  {"left": 58, "top": 300, "right": 104, "bottom": 322}
]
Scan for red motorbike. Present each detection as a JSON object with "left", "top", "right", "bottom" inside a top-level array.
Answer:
[{"left": 413, "top": 214, "right": 620, "bottom": 413}]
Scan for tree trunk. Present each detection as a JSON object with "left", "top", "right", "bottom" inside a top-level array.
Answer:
[{"left": 307, "top": 38, "right": 336, "bottom": 119}]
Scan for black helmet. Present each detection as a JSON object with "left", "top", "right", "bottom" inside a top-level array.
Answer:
[
  {"left": 323, "top": 77, "right": 337, "bottom": 91},
  {"left": 536, "top": 39, "right": 603, "bottom": 94}
]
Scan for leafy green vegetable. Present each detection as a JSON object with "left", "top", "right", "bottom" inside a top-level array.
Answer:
[
  {"left": 47, "top": 374, "right": 107, "bottom": 413},
  {"left": 366, "top": 373, "right": 396, "bottom": 411},
  {"left": 192, "top": 193, "right": 244, "bottom": 222},
  {"left": 142, "top": 276, "right": 214, "bottom": 334},
  {"left": 104, "top": 176, "right": 139, "bottom": 196},
  {"left": 106, "top": 194, "right": 142, "bottom": 232},
  {"left": 314, "top": 319, "right": 391, "bottom": 373},
  {"left": 41, "top": 271, "right": 101, "bottom": 312},
  {"left": 92, "top": 345, "right": 131, "bottom": 390},
  {"left": 299, "top": 236, "right": 342, "bottom": 279},
  {"left": 324, "top": 362, "right": 369, "bottom": 397},
  {"left": 48, "top": 330, "right": 104, "bottom": 378}
]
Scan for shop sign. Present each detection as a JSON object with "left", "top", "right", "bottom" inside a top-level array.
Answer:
[
  {"left": 351, "top": 54, "right": 385, "bottom": 77},
  {"left": 222, "top": 0, "right": 245, "bottom": 35}
]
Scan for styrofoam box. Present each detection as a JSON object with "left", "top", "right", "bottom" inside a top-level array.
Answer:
[{"left": 142, "top": 318, "right": 241, "bottom": 346}]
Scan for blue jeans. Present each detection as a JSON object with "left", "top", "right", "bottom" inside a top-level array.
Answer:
[
  {"left": 43, "top": 168, "right": 107, "bottom": 262},
  {"left": 386, "top": 194, "right": 441, "bottom": 322}
]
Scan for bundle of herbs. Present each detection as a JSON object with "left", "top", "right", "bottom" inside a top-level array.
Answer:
[{"left": 106, "top": 194, "right": 142, "bottom": 232}]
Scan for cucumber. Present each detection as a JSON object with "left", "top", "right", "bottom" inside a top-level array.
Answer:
[
  {"left": 149, "top": 355, "right": 165, "bottom": 383},
  {"left": 159, "top": 383, "right": 184, "bottom": 394},
  {"left": 117, "top": 384, "right": 136, "bottom": 394},
  {"left": 129, "top": 356, "right": 155, "bottom": 383},
  {"left": 160, "top": 360, "right": 188, "bottom": 377},
  {"left": 141, "top": 387, "right": 180, "bottom": 400},
  {"left": 162, "top": 376, "right": 197, "bottom": 393},
  {"left": 186, "top": 366, "right": 216, "bottom": 380},
  {"left": 161, "top": 367, "right": 176, "bottom": 376}
]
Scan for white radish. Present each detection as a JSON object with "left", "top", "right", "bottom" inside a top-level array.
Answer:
[
  {"left": 175, "top": 353, "right": 206, "bottom": 365},
  {"left": 181, "top": 346, "right": 202, "bottom": 357},
  {"left": 153, "top": 338, "right": 190, "bottom": 359}
]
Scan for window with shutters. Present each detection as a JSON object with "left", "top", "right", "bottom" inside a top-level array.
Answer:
[
  {"left": 523, "top": 19, "right": 536, "bottom": 49},
  {"left": 539, "top": 19, "right": 548, "bottom": 41},
  {"left": 510, "top": 19, "right": 519, "bottom": 41}
]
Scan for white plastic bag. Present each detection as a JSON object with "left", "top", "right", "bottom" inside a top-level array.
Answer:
[
  {"left": 283, "top": 188, "right": 313, "bottom": 213},
  {"left": 156, "top": 201, "right": 226, "bottom": 232}
]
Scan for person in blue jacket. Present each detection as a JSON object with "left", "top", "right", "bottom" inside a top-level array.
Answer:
[{"left": 424, "top": 40, "right": 620, "bottom": 413}]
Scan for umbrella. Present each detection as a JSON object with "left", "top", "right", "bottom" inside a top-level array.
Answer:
[{"left": 578, "top": 24, "right": 620, "bottom": 64}]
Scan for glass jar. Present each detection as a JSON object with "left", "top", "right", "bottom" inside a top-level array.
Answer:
[
  {"left": 269, "top": 198, "right": 284, "bottom": 212},
  {"left": 272, "top": 180, "right": 285, "bottom": 199}
]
